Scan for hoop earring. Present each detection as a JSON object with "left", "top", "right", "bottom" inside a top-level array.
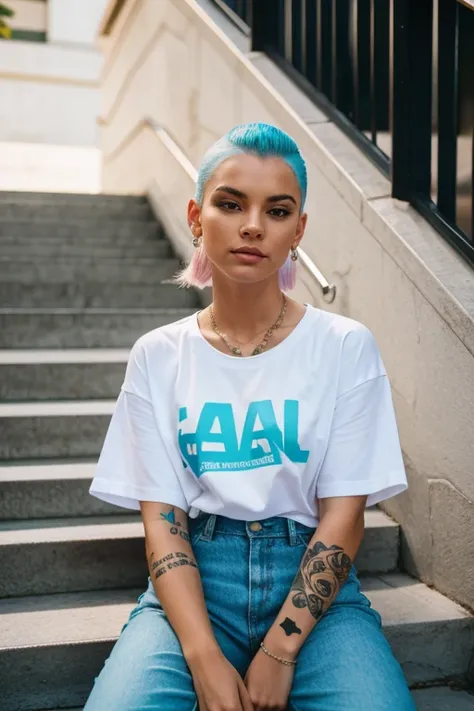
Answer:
[
  {"left": 192, "top": 236, "right": 202, "bottom": 248},
  {"left": 290, "top": 248, "right": 298, "bottom": 261}
]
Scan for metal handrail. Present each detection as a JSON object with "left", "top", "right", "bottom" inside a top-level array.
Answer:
[
  {"left": 146, "top": 120, "right": 198, "bottom": 183},
  {"left": 211, "top": 0, "right": 251, "bottom": 35},
  {"left": 297, "top": 248, "right": 336, "bottom": 302}
]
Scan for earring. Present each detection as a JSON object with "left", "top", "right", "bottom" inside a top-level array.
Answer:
[
  {"left": 290, "top": 248, "right": 298, "bottom": 261},
  {"left": 192, "top": 236, "right": 202, "bottom": 248}
]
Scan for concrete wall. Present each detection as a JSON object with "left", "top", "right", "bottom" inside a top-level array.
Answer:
[
  {"left": 0, "top": 0, "right": 108, "bottom": 146},
  {"left": 99, "top": 0, "right": 474, "bottom": 610},
  {"left": 49, "top": 0, "right": 109, "bottom": 46},
  {"left": 0, "top": 41, "right": 100, "bottom": 145},
  {"left": 8, "top": 0, "right": 47, "bottom": 34}
]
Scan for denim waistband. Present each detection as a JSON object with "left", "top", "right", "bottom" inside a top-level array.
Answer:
[{"left": 189, "top": 512, "right": 315, "bottom": 546}]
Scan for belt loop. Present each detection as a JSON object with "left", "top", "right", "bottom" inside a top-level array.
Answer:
[
  {"left": 200, "top": 514, "right": 217, "bottom": 541},
  {"left": 287, "top": 518, "right": 299, "bottom": 546}
]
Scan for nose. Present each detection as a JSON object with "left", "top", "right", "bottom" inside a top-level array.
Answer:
[{"left": 240, "top": 216, "right": 264, "bottom": 240}]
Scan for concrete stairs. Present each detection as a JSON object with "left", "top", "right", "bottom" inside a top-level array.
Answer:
[{"left": 0, "top": 192, "right": 473, "bottom": 710}]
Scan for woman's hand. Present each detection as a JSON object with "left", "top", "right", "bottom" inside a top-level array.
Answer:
[
  {"left": 187, "top": 648, "right": 254, "bottom": 711},
  {"left": 244, "top": 646, "right": 295, "bottom": 711}
]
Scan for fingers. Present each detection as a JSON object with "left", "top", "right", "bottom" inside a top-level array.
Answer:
[
  {"left": 238, "top": 675, "right": 255, "bottom": 711},
  {"left": 195, "top": 688, "right": 208, "bottom": 711}
]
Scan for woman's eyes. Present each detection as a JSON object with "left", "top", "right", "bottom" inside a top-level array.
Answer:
[
  {"left": 218, "top": 201, "right": 240, "bottom": 211},
  {"left": 217, "top": 201, "right": 290, "bottom": 218},
  {"left": 269, "top": 207, "right": 291, "bottom": 218}
]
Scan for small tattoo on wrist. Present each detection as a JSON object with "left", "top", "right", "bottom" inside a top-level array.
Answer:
[{"left": 280, "top": 617, "right": 302, "bottom": 636}]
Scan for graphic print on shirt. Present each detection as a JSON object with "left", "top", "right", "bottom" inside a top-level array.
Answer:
[{"left": 178, "top": 400, "right": 309, "bottom": 478}]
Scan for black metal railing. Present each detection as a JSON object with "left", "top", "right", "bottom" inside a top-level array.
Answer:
[
  {"left": 213, "top": 0, "right": 474, "bottom": 267},
  {"left": 212, "top": 0, "right": 252, "bottom": 32}
]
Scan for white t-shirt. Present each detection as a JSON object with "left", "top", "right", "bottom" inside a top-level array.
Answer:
[{"left": 89, "top": 304, "right": 408, "bottom": 527}]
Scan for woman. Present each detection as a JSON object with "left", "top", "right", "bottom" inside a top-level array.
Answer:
[{"left": 85, "top": 122, "right": 416, "bottom": 710}]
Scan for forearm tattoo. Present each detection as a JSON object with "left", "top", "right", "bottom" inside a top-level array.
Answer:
[
  {"left": 149, "top": 551, "right": 198, "bottom": 580},
  {"left": 160, "top": 507, "right": 190, "bottom": 541},
  {"left": 289, "top": 540, "right": 352, "bottom": 622}
]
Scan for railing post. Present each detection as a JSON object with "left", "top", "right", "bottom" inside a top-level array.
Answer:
[
  {"left": 251, "top": 0, "right": 282, "bottom": 53},
  {"left": 437, "top": 0, "right": 459, "bottom": 223},
  {"left": 391, "top": 0, "right": 433, "bottom": 201}
]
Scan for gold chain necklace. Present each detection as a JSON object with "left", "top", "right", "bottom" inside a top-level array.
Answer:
[{"left": 209, "top": 294, "right": 288, "bottom": 357}]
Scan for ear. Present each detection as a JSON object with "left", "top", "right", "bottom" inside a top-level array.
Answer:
[
  {"left": 292, "top": 211, "right": 308, "bottom": 250},
  {"left": 187, "top": 199, "right": 202, "bottom": 234}
]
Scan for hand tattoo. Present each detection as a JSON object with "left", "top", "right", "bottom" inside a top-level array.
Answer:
[
  {"left": 290, "top": 540, "right": 352, "bottom": 621},
  {"left": 160, "top": 508, "right": 190, "bottom": 541}
]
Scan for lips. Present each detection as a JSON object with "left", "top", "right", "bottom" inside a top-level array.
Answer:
[
  {"left": 231, "top": 247, "right": 266, "bottom": 257},
  {"left": 231, "top": 248, "right": 267, "bottom": 265}
]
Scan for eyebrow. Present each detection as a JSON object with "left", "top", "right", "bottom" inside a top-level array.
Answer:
[{"left": 214, "top": 185, "right": 297, "bottom": 206}]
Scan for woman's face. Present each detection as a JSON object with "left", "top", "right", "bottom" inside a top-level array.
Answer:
[{"left": 188, "top": 153, "right": 307, "bottom": 285}]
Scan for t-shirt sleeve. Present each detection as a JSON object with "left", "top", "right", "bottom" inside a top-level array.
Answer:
[
  {"left": 89, "top": 339, "right": 189, "bottom": 513},
  {"left": 316, "top": 325, "right": 408, "bottom": 507}
]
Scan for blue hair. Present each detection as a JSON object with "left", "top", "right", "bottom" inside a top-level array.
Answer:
[{"left": 194, "top": 122, "right": 307, "bottom": 212}]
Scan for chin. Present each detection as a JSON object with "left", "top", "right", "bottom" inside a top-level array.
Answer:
[{"left": 226, "top": 267, "right": 275, "bottom": 285}]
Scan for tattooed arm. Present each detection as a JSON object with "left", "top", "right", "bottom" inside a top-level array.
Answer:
[
  {"left": 262, "top": 495, "right": 367, "bottom": 661},
  {"left": 140, "top": 501, "right": 220, "bottom": 662}
]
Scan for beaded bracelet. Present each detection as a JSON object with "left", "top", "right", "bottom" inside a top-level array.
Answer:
[{"left": 260, "top": 642, "right": 297, "bottom": 667}]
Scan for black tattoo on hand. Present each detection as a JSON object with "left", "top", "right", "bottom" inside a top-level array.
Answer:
[
  {"left": 160, "top": 508, "right": 190, "bottom": 541},
  {"left": 290, "top": 540, "right": 352, "bottom": 621},
  {"left": 280, "top": 617, "right": 302, "bottom": 636}
]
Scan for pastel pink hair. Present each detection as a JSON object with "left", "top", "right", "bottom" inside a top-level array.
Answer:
[{"left": 175, "top": 246, "right": 297, "bottom": 291}]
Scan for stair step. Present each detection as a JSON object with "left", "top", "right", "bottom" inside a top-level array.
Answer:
[
  {"left": 0, "top": 349, "right": 129, "bottom": 401},
  {"left": 0, "top": 514, "right": 148, "bottom": 597},
  {"left": 0, "top": 461, "right": 134, "bottom": 519},
  {"left": 0, "top": 574, "right": 472, "bottom": 710},
  {"left": 0, "top": 258, "right": 183, "bottom": 283},
  {"left": 0, "top": 219, "right": 162, "bottom": 241},
  {"left": 0, "top": 203, "right": 153, "bottom": 222},
  {"left": 37, "top": 689, "right": 474, "bottom": 711},
  {"left": 0, "top": 281, "right": 198, "bottom": 309},
  {"left": 0, "top": 509, "right": 401, "bottom": 596},
  {"left": 358, "top": 508, "right": 400, "bottom": 574},
  {"left": 0, "top": 587, "right": 142, "bottom": 711},
  {"left": 0, "top": 255, "right": 174, "bottom": 267},
  {"left": 0, "top": 307, "right": 196, "bottom": 347},
  {"left": 0, "top": 240, "right": 171, "bottom": 259},
  {"left": 0, "top": 458, "right": 401, "bottom": 579},
  {"left": 0, "top": 191, "right": 147, "bottom": 207},
  {"left": 412, "top": 687, "right": 474, "bottom": 710},
  {"left": 363, "top": 574, "right": 474, "bottom": 685},
  {"left": 0, "top": 465, "right": 400, "bottom": 571},
  {"left": 45, "top": 688, "right": 474, "bottom": 711},
  {"left": 0, "top": 400, "right": 115, "bottom": 460}
]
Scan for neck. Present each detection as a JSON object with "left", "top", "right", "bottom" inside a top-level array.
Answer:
[{"left": 210, "top": 271, "right": 284, "bottom": 337}]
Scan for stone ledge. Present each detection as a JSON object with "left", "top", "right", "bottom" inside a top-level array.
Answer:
[
  {"left": 0, "top": 39, "right": 101, "bottom": 85},
  {"left": 363, "top": 198, "right": 474, "bottom": 357}
]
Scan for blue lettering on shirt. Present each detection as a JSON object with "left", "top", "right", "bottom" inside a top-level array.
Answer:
[{"left": 178, "top": 400, "right": 309, "bottom": 477}]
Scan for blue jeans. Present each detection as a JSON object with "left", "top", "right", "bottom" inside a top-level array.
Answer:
[{"left": 84, "top": 513, "right": 416, "bottom": 710}]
